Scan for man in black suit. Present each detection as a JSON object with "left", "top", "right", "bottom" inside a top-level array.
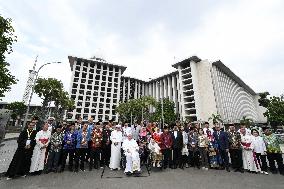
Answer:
[
  {"left": 102, "top": 120, "right": 112, "bottom": 167},
  {"left": 171, "top": 125, "right": 183, "bottom": 169},
  {"left": 213, "top": 123, "right": 230, "bottom": 172}
]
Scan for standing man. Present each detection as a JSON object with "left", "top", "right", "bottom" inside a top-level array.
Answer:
[
  {"left": 160, "top": 126, "right": 173, "bottom": 169},
  {"left": 171, "top": 125, "right": 183, "bottom": 169},
  {"left": 203, "top": 122, "right": 214, "bottom": 136},
  {"left": 75, "top": 123, "right": 89, "bottom": 172},
  {"left": 227, "top": 124, "right": 243, "bottom": 173},
  {"left": 263, "top": 127, "right": 284, "bottom": 175},
  {"left": 89, "top": 123, "right": 103, "bottom": 170},
  {"left": 109, "top": 125, "right": 123, "bottom": 170},
  {"left": 6, "top": 122, "right": 37, "bottom": 180},
  {"left": 102, "top": 120, "right": 112, "bottom": 167},
  {"left": 213, "top": 123, "right": 230, "bottom": 172}
]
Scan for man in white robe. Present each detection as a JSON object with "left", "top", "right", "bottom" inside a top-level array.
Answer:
[
  {"left": 109, "top": 125, "right": 123, "bottom": 170},
  {"left": 122, "top": 134, "right": 141, "bottom": 174},
  {"left": 30, "top": 123, "right": 51, "bottom": 173}
]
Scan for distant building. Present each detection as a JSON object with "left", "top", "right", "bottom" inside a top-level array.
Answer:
[{"left": 68, "top": 55, "right": 266, "bottom": 123}]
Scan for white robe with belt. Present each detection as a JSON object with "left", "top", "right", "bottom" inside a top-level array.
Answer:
[
  {"left": 122, "top": 139, "right": 140, "bottom": 173},
  {"left": 241, "top": 134, "right": 260, "bottom": 172},
  {"left": 30, "top": 130, "right": 51, "bottom": 173},
  {"left": 109, "top": 130, "right": 123, "bottom": 169}
]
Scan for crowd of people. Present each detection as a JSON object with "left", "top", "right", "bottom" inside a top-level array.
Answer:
[{"left": 5, "top": 117, "right": 284, "bottom": 180}]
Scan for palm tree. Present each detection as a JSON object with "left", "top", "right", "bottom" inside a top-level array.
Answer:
[{"left": 208, "top": 113, "right": 223, "bottom": 124}]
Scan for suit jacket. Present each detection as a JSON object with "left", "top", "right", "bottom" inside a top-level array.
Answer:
[
  {"left": 213, "top": 131, "right": 229, "bottom": 150},
  {"left": 171, "top": 131, "right": 183, "bottom": 149}
]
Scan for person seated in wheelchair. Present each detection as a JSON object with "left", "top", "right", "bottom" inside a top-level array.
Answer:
[
  {"left": 122, "top": 133, "right": 141, "bottom": 175},
  {"left": 148, "top": 138, "right": 163, "bottom": 168}
]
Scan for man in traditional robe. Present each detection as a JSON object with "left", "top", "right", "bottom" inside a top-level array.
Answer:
[
  {"left": 30, "top": 122, "right": 51, "bottom": 174},
  {"left": 109, "top": 125, "right": 123, "bottom": 170},
  {"left": 122, "top": 133, "right": 141, "bottom": 175},
  {"left": 6, "top": 122, "right": 37, "bottom": 180}
]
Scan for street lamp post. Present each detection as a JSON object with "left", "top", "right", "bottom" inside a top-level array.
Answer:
[{"left": 22, "top": 62, "right": 61, "bottom": 128}]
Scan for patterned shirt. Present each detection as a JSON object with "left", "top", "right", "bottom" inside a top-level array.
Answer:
[
  {"left": 227, "top": 131, "right": 242, "bottom": 149},
  {"left": 263, "top": 134, "right": 282, "bottom": 153},
  {"left": 50, "top": 132, "right": 63, "bottom": 152}
]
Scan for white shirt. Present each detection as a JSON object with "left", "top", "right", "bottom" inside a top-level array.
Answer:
[
  {"left": 252, "top": 136, "right": 266, "bottom": 154},
  {"left": 174, "top": 131, "right": 178, "bottom": 138}
]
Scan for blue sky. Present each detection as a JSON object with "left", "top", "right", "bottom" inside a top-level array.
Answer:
[{"left": 0, "top": 0, "right": 283, "bottom": 104}]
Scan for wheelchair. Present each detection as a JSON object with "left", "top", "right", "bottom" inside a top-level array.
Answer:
[{"left": 147, "top": 151, "right": 164, "bottom": 171}]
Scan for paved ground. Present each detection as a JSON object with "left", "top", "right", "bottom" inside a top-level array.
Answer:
[
  {"left": 0, "top": 166, "right": 283, "bottom": 189},
  {"left": 0, "top": 140, "right": 17, "bottom": 174}
]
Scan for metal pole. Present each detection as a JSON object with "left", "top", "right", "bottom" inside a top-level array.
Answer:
[
  {"left": 161, "top": 96, "right": 164, "bottom": 128},
  {"left": 22, "top": 62, "right": 61, "bottom": 128}
]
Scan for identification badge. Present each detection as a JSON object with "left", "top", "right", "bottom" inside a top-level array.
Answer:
[{"left": 26, "top": 139, "right": 31, "bottom": 146}]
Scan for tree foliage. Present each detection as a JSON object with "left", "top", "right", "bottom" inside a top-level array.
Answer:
[
  {"left": 6, "top": 101, "right": 26, "bottom": 120},
  {"left": 240, "top": 116, "right": 254, "bottom": 127},
  {"left": 259, "top": 93, "right": 284, "bottom": 126},
  {"left": 34, "top": 77, "right": 74, "bottom": 121},
  {"left": 151, "top": 98, "right": 176, "bottom": 124},
  {"left": 208, "top": 113, "right": 223, "bottom": 124},
  {"left": 0, "top": 15, "right": 17, "bottom": 99},
  {"left": 116, "top": 96, "right": 157, "bottom": 123}
]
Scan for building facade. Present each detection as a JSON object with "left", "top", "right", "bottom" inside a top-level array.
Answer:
[{"left": 68, "top": 55, "right": 266, "bottom": 123}]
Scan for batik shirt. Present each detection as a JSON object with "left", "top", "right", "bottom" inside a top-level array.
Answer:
[
  {"left": 263, "top": 134, "right": 283, "bottom": 153},
  {"left": 50, "top": 132, "right": 63, "bottom": 152},
  {"left": 227, "top": 131, "right": 242, "bottom": 149}
]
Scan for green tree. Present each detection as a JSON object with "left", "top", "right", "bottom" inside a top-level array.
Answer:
[
  {"left": 151, "top": 98, "right": 176, "bottom": 124},
  {"left": 208, "top": 113, "right": 223, "bottom": 124},
  {"left": 0, "top": 15, "right": 17, "bottom": 99},
  {"left": 34, "top": 77, "right": 73, "bottom": 121},
  {"left": 6, "top": 101, "right": 26, "bottom": 126},
  {"left": 259, "top": 94, "right": 284, "bottom": 127},
  {"left": 116, "top": 96, "right": 157, "bottom": 123},
  {"left": 240, "top": 116, "right": 254, "bottom": 127}
]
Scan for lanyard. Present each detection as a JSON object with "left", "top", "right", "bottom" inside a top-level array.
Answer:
[{"left": 27, "top": 129, "right": 33, "bottom": 139}]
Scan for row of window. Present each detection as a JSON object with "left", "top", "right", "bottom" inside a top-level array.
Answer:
[
  {"left": 77, "top": 61, "right": 120, "bottom": 72},
  {"left": 74, "top": 71, "right": 119, "bottom": 82}
]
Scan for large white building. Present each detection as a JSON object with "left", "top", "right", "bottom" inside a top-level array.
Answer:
[{"left": 68, "top": 55, "right": 266, "bottom": 123}]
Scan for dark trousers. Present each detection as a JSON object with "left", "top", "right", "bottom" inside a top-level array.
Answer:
[
  {"left": 229, "top": 149, "right": 243, "bottom": 170},
  {"left": 61, "top": 149, "right": 75, "bottom": 171},
  {"left": 47, "top": 150, "right": 61, "bottom": 171},
  {"left": 162, "top": 148, "right": 172, "bottom": 168},
  {"left": 75, "top": 148, "right": 88, "bottom": 170},
  {"left": 219, "top": 149, "right": 229, "bottom": 168},
  {"left": 267, "top": 153, "right": 284, "bottom": 174},
  {"left": 89, "top": 148, "right": 101, "bottom": 170},
  {"left": 255, "top": 153, "right": 268, "bottom": 172},
  {"left": 102, "top": 145, "right": 111, "bottom": 166},
  {"left": 199, "top": 147, "right": 209, "bottom": 168},
  {"left": 173, "top": 148, "right": 182, "bottom": 168},
  {"left": 188, "top": 149, "right": 200, "bottom": 167}
]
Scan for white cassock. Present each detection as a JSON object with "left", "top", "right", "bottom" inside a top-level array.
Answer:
[
  {"left": 30, "top": 130, "right": 51, "bottom": 173},
  {"left": 241, "top": 134, "right": 261, "bottom": 172},
  {"left": 122, "top": 139, "right": 140, "bottom": 173},
  {"left": 109, "top": 130, "right": 123, "bottom": 169}
]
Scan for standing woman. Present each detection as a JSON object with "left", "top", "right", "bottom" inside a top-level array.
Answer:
[
  {"left": 251, "top": 129, "right": 268, "bottom": 175},
  {"left": 240, "top": 126, "right": 260, "bottom": 173},
  {"left": 198, "top": 128, "right": 209, "bottom": 170},
  {"left": 30, "top": 122, "right": 51, "bottom": 175},
  {"left": 6, "top": 122, "right": 37, "bottom": 180}
]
